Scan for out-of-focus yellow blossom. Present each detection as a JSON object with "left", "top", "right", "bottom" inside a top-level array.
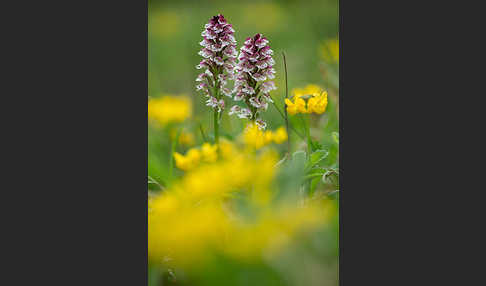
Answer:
[
  {"left": 170, "top": 129, "right": 195, "bottom": 147},
  {"left": 174, "top": 151, "right": 277, "bottom": 200},
  {"left": 272, "top": 127, "right": 288, "bottom": 144},
  {"left": 173, "top": 148, "right": 201, "bottom": 171},
  {"left": 149, "top": 146, "right": 338, "bottom": 267},
  {"left": 148, "top": 95, "right": 192, "bottom": 126},
  {"left": 201, "top": 143, "right": 218, "bottom": 163},
  {"left": 285, "top": 85, "right": 328, "bottom": 115},
  {"left": 149, "top": 193, "right": 230, "bottom": 265},
  {"left": 219, "top": 139, "right": 236, "bottom": 159},
  {"left": 243, "top": 123, "right": 268, "bottom": 149},
  {"left": 149, "top": 150, "right": 279, "bottom": 265},
  {"left": 149, "top": 156, "right": 336, "bottom": 267},
  {"left": 292, "top": 84, "right": 323, "bottom": 98},
  {"left": 320, "top": 38, "right": 339, "bottom": 63},
  {"left": 173, "top": 141, "right": 237, "bottom": 171},
  {"left": 263, "top": 130, "right": 274, "bottom": 144},
  {"left": 242, "top": 123, "right": 288, "bottom": 149},
  {"left": 226, "top": 200, "right": 335, "bottom": 260}
]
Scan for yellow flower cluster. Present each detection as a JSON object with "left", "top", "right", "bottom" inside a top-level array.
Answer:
[
  {"left": 149, "top": 196, "right": 229, "bottom": 265},
  {"left": 320, "top": 38, "right": 339, "bottom": 63},
  {"left": 170, "top": 129, "right": 195, "bottom": 146},
  {"left": 242, "top": 123, "right": 288, "bottom": 149},
  {"left": 285, "top": 84, "right": 328, "bottom": 115},
  {"left": 225, "top": 201, "right": 335, "bottom": 260},
  {"left": 173, "top": 140, "right": 235, "bottom": 171},
  {"left": 148, "top": 95, "right": 192, "bottom": 126},
  {"left": 173, "top": 150, "right": 276, "bottom": 201},
  {"left": 148, "top": 148, "right": 335, "bottom": 267}
]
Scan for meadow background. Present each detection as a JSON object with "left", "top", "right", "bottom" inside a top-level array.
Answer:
[{"left": 148, "top": 0, "right": 339, "bottom": 285}]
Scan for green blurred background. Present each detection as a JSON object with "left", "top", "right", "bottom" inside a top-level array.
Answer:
[{"left": 148, "top": 0, "right": 339, "bottom": 187}]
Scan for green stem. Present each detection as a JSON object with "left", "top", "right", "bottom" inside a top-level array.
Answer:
[
  {"left": 212, "top": 80, "right": 220, "bottom": 151},
  {"left": 303, "top": 115, "right": 311, "bottom": 157},
  {"left": 270, "top": 97, "right": 305, "bottom": 139},
  {"left": 199, "top": 123, "right": 208, "bottom": 142},
  {"left": 303, "top": 173, "right": 325, "bottom": 181},
  {"left": 169, "top": 127, "right": 181, "bottom": 182},
  {"left": 214, "top": 110, "right": 219, "bottom": 146},
  {"left": 304, "top": 115, "right": 312, "bottom": 195},
  {"left": 282, "top": 51, "right": 291, "bottom": 155}
]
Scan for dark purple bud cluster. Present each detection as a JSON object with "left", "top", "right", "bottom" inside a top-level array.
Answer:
[
  {"left": 230, "top": 33, "right": 277, "bottom": 129},
  {"left": 196, "top": 14, "right": 237, "bottom": 112}
]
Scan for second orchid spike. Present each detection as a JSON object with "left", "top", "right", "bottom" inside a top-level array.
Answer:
[{"left": 230, "top": 33, "right": 277, "bottom": 129}]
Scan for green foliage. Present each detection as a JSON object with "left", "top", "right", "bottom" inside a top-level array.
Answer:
[
  {"left": 306, "top": 149, "right": 329, "bottom": 171},
  {"left": 332, "top": 131, "right": 339, "bottom": 144}
]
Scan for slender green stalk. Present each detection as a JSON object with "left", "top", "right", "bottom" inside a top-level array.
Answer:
[
  {"left": 308, "top": 116, "right": 312, "bottom": 155},
  {"left": 302, "top": 114, "right": 311, "bottom": 158},
  {"left": 212, "top": 84, "right": 220, "bottom": 150},
  {"left": 282, "top": 52, "right": 291, "bottom": 155},
  {"left": 168, "top": 127, "right": 181, "bottom": 182},
  {"left": 269, "top": 97, "right": 305, "bottom": 139},
  {"left": 199, "top": 123, "right": 208, "bottom": 142},
  {"left": 267, "top": 52, "right": 304, "bottom": 140},
  {"left": 214, "top": 110, "right": 219, "bottom": 145},
  {"left": 148, "top": 175, "right": 164, "bottom": 191},
  {"left": 303, "top": 173, "right": 325, "bottom": 181},
  {"left": 302, "top": 115, "right": 312, "bottom": 194}
]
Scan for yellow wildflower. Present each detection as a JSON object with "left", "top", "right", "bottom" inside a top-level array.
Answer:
[
  {"left": 148, "top": 95, "right": 192, "bottom": 126},
  {"left": 149, "top": 193, "right": 230, "bottom": 265},
  {"left": 201, "top": 143, "right": 218, "bottom": 163},
  {"left": 292, "top": 84, "right": 323, "bottom": 98},
  {"left": 263, "top": 130, "right": 274, "bottom": 145},
  {"left": 219, "top": 139, "right": 236, "bottom": 159},
  {"left": 173, "top": 149, "right": 278, "bottom": 200},
  {"left": 272, "top": 127, "right": 288, "bottom": 144},
  {"left": 285, "top": 85, "right": 328, "bottom": 115},
  {"left": 170, "top": 129, "right": 195, "bottom": 146},
  {"left": 173, "top": 148, "right": 201, "bottom": 171},
  {"left": 285, "top": 96, "right": 306, "bottom": 115},
  {"left": 173, "top": 141, "right": 234, "bottom": 171},
  {"left": 149, "top": 143, "right": 337, "bottom": 267},
  {"left": 243, "top": 123, "right": 266, "bottom": 149},
  {"left": 242, "top": 123, "right": 288, "bottom": 149},
  {"left": 307, "top": 91, "right": 328, "bottom": 114}
]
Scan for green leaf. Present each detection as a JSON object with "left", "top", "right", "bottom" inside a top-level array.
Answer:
[
  {"left": 310, "top": 140, "right": 323, "bottom": 152},
  {"left": 275, "top": 153, "right": 289, "bottom": 167},
  {"left": 309, "top": 177, "right": 321, "bottom": 196},
  {"left": 327, "top": 190, "right": 339, "bottom": 200},
  {"left": 292, "top": 150, "right": 307, "bottom": 167},
  {"left": 273, "top": 150, "right": 307, "bottom": 201},
  {"left": 305, "top": 149, "right": 329, "bottom": 171},
  {"left": 332, "top": 132, "right": 339, "bottom": 144}
]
